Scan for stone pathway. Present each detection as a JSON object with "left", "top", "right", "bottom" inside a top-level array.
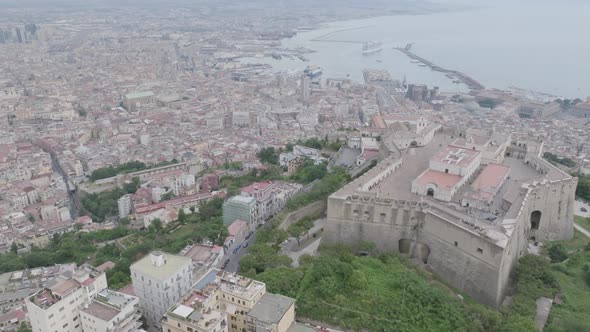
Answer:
[{"left": 574, "top": 223, "right": 590, "bottom": 238}]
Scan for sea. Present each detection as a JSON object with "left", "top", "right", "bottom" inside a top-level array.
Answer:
[{"left": 241, "top": 1, "right": 590, "bottom": 99}]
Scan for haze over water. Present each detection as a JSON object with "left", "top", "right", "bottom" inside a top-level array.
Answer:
[{"left": 251, "top": 1, "right": 590, "bottom": 98}]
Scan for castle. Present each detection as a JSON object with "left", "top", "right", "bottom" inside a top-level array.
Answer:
[{"left": 325, "top": 116, "right": 577, "bottom": 306}]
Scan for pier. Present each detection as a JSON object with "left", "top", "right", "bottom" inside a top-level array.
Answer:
[
  {"left": 394, "top": 44, "right": 485, "bottom": 90},
  {"left": 311, "top": 26, "right": 373, "bottom": 43}
]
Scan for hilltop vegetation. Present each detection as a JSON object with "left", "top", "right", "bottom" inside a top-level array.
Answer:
[{"left": 89, "top": 159, "right": 178, "bottom": 181}]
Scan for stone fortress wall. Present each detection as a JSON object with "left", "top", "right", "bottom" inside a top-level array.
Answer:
[{"left": 325, "top": 124, "right": 576, "bottom": 307}]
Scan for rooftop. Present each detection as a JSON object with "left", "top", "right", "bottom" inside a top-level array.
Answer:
[
  {"left": 125, "top": 91, "right": 154, "bottom": 99},
  {"left": 130, "top": 251, "right": 191, "bottom": 281},
  {"left": 219, "top": 272, "right": 265, "bottom": 300},
  {"left": 82, "top": 300, "right": 120, "bottom": 322},
  {"left": 415, "top": 170, "right": 462, "bottom": 189},
  {"left": 247, "top": 293, "right": 294, "bottom": 324},
  {"left": 431, "top": 144, "right": 480, "bottom": 167},
  {"left": 227, "top": 195, "right": 256, "bottom": 205}
]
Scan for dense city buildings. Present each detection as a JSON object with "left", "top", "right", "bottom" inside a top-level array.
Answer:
[{"left": 0, "top": 0, "right": 589, "bottom": 330}]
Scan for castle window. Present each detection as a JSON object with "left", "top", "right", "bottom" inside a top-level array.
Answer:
[
  {"left": 352, "top": 210, "right": 360, "bottom": 218},
  {"left": 477, "top": 248, "right": 483, "bottom": 254},
  {"left": 454, "top": 241, "right": 458, "bottom": 247},
  {"left": 380, "top": 213, "right": 386, "bottom": 222}
]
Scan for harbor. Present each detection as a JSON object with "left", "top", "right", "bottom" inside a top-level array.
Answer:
[{"left": 394, "top": 44, "right": 485, "bottom": 90}]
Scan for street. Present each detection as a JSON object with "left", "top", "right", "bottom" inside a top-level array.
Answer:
[
  {"left": 224, "top": 231, "right": 257, "bottom": 273},
  {"left": 575, "top": 200, "right": 590, "bottom": 218}
]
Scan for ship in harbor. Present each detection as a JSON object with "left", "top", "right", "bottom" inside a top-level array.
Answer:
[
  {"left": 304, "top": 65, "right": 323, "bottom": 78},
  {"left": 362, "top": 41, "right": 383, "bottom": 55}
]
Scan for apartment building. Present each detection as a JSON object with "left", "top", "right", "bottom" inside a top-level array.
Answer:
[
  {"left": 80, "top": 289, "right": 143, "bottom": 332},
  {"left": 130, "top": 251, "right": 193, "bottom": 327},
  {"left": 26, "top": 265, "right": 108, "bottom": 332},
  {"left": 240, "top": 181, "right": 276, "bottom": 222},
  {"left": 162, "top": 270, "right": 295, "bottom": 332},
  {"left": 222, "top": 196, "right": 257, "bottom": 228}
]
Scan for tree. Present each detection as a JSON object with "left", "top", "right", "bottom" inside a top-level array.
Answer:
[
  {"left": 477, "top": 99, "right": 497, "bottom": 109},
  {"left": 119, "top": 217, "right": 130, "bottom": 226},
  {"left": 10, "top": 242, "right": 18, "bottom": 254},
  {"left": 257, "top": 147, "right": 279, "bottom": 165},
  {"left": 17, "top": 322, "right": 32, "bottom": 332},
  {"left": 548, "top": 244, "right": 568, "bottom": 263},
  {"left": 178, "top": 209, "right": 187, "bottom": 224},
  {"left": 148, "top": 219, "right": 163, "bottom": 233}
]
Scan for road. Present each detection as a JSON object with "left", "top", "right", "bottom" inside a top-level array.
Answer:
[
  {"left": 574, "top": 200, "right": 590, "bottom": 218},
  {"left": 574, "top": 224, "right": 590, "bottom": 238},
  {"left": 224, "top": 231, "right": 257, "bottom": 273}
]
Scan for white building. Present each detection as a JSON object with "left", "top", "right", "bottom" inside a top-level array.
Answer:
[
  {"left": 26, "top": 265, "right": 108, "bottom": 332},
  {"left": 58, "top": 206, "right": 71, "bottom": 222},
  {"left": 118, "top": 194, "right": 132, "bottom": 219},
  {"left": 80, "top": 289, "right": 144, "bottom": 332},
  {"left": 130, "top": 251, "right": 193, "bottom": 326}
]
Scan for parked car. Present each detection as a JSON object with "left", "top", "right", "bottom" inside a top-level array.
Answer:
[
  {"left": 581, "top": 207, "right": 588, "bottom": 212},
  {"left": 243, "top": 242, "right": 249, "bottom": 248}
]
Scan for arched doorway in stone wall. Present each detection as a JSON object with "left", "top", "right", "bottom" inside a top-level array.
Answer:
[{"left": 530, "top": 210, "right": 542, "bottom": 230}]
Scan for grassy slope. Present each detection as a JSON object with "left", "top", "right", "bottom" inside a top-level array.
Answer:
[{"left": 545, "top": 230, "right": 590, "bottom": 330}]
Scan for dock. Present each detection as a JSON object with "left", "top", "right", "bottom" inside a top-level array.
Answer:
[{"left": 394, "top": 44, "right": 485, "bottom": 90}]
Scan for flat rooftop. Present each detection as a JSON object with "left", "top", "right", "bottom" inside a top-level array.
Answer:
[
  {"left": 431, "top": 144, "right": 480, "bottom": 167},
  {"left": 219, "top": 272, "right": 265, "bottom": 299},
  {"left": 130, "top": 252, "right": 191, "bottom": 281},
  {"left": 247, "top": 293, "right": 294, "bottom": 324},
  {"left": 416, "top": 170, "right": 462, "bottom": 189},
  {"left": 82, "top": 300, "right": 120, "bottom": 322}
]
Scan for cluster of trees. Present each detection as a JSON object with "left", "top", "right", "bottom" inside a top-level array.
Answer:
[
  {"left": 220, "top": 167, "right": 283, "bottom": 196},
  {"left": 555, "top": 98, "right": 582, "bottom": 110},
  {"left": 221, "top": 161, "right": 243, "bottom": 170},
  {"left": 89, "top": 160, "right": 178, "bottom": 181},
  {"left": 81, "top": 184, "right": 137, "bottom": 222},
  {"left": 286, "top": 166, "right": 349, "bottom": 210},
  {"left": 577, "top": 174, "right": 590, "bottom": 201},
  {"left": 287, "top": 136, "right": 343, "bottom": 152},
  {"left": 478, "top": 98, "right": 498, "bottom": 109},
  {"left": 0, "top": 227, "right": 130, "bottom": 274},
  {"left": 543, "top": 152, "right": 576, "bottom": 168},
  {"left": 257, "top": 147, "right": 282, "bottom": 165},
  {"left": 289, "top": 160, "right": 327, "bottom": 184},
  {"left": 287, "top": 216, "right": 315, "bottom": 237}
]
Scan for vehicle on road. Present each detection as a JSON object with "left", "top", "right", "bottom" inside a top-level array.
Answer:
[
  {"left": 221, "top": 259, "right": 230, "bottom": 269},
  {"left": 243, "top": 242, "right": 249, "bottom": 248}
]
